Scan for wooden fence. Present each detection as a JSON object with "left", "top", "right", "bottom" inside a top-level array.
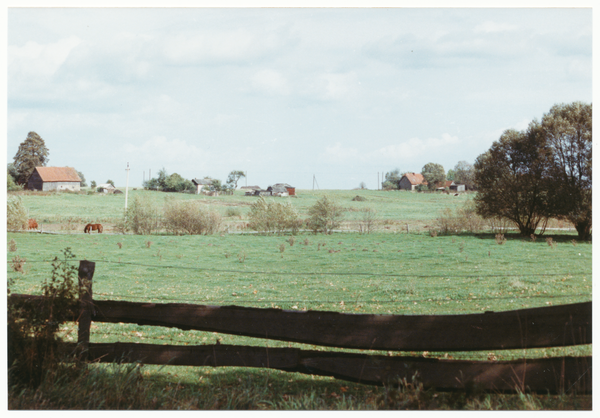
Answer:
[{"left": 10, "top": 260, "right": 592, "bottom": 394}]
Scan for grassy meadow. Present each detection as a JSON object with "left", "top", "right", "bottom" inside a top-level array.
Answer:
[{"left": 7, "top": 188, "right": 592, "bottom": 409}]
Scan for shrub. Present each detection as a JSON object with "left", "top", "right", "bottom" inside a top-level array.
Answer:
[
  {"left": 7, "top": 174, "right": 23, "bottom": 191},
  {"left": 434, "top": 201, "right": 484, "bottom": 235},
  {"left": 307, "top": 195, "right": 345, "bottom": 234},
  {"left": 8, "top": 248, "right": 79, "bottom": 388},
  {"left": 162, "top": 198, "right": 221, "bottom": 235},
  {"left": 357, "top": 207, "right": 379, "bottom": 234},
  {"left": 117, "top": 195, "right": 161, "bottom": 235},
  {"left": 225, "top": 207, "right": 242, "bottom": 217},
  {"left": 248, "top": 196, "right": 302, "bottom": 235},
  {"left": 7, "top": 196, "right": 28, "bottom": 231}
]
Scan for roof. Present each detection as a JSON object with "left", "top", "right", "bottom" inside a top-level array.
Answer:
[
  {"left": 192, "top": 178, "right": 213, "bottom": 185},
  {"left": 34, "top": 167, "right": 81, "bottom": 182},
  {"left": 402, "top": 173, "right": 427, "bottom": 185},
  {"left": 98, "top": 183, "right": 115, "bottom": 189}
]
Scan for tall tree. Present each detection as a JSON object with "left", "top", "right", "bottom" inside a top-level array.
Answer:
[
  {"left": 225, "top": 170, "right": 246, "bottom": 190},
  {"left": 474, "top": 125, "right": 553, "bottom": 236},
  {"left": 13, "top": 132, "right": 49, "bottom": 184},
  {"left": 453, "top": 160, "right": 476, "bottom": 190},
  {"left": 541, "top": 102, "right": 592, "bottom": 240},
  {"left": 421, "top": 163, "right": 446, "bottom": 190}
]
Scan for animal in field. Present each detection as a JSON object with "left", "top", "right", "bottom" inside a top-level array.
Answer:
[
  {"left": 27, "top": 219, "right": 38, "bottom": 230},
  {"left": 84, "top": 223, "right": 103, "bottom": 234}
]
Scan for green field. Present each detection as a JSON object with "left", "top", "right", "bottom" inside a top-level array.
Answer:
[{"left": 7, "top": 189, "right": 592, "bottom": 409}]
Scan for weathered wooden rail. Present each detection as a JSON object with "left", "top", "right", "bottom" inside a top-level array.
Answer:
[{"left": 9, "top": 260, "right": 592, "bottom": 394}]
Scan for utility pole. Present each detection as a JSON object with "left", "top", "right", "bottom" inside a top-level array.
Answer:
[{"left": 125, "top": 162, "right": 130, "bottom": 209}]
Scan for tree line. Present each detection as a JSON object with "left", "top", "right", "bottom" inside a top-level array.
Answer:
[
  {"left": 474, "top": 102, "right": 591, "bottom": 240},
  {"left": 382, "top": 101, "right": 591, "bottom": 240}
]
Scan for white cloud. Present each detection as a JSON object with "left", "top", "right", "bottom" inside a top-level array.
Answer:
[
  {"left": 474, "top": 21, "right": 517, "bottom": 34},
  {"left": 121, "top": 136, "right": 206, "bottom": 168},
  {"left": 251, "top": 69, "right": 290, "bottom": 96},
  {"left": 370, "top": 133, "right": 460, "bottom": 161},
  {"left": 8, "top": 36, "right": 82, "bottom": 79},
  {"left": 321, "top": 142, "right": 360, "bottom": 163}
]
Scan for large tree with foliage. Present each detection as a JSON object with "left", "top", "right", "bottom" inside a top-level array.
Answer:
[
  {"left": 13, "top": 131, "right": 49, "bottom": 184},
  {"left": 382, "top": 168, "right": 402, "bottom": 190},
  {"left": 474, "top": 125, "right": 553, "bottom": 236},
  {"left": 541, "top": 102, "right": 592, "bottom": 240},
  {"left": 453, "top": 160, "right": 476, "bottom": 190},
  {"left": 421, "top": 163, "right": 446, "bottom": 190}
]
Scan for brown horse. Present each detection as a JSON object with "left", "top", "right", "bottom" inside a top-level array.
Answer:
[
  {"left": 27, "top": 219, "right": 38, "bottom": 230},
  {"left": 84, "top": 223, "right": 103, "bottom": 234}
]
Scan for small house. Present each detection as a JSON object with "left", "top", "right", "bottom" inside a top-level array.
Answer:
[
  {"left": 435, "top": 180, "right": 455, "bottom": 191},
  {"left": 398, "top": 173, "right": 427, "bottom": 191},
  {"left": 27, "top": 167, "right": 81, "bottom": 192},
  {"left": 450, "top": 184, "right": 466, "bottom": 192},
  {"left": 97, "top": 183, "right": 116, "bottom": 193},
  {"left": 192, "top": 178, "right": 214, "bottom": 194},
  {"left": 268, "top": 183, "right": 296, "bottom": 196}
]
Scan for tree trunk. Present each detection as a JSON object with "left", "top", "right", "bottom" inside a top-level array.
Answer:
[{"left": 575, "top": 219, "right": 592, "bottom": 241}]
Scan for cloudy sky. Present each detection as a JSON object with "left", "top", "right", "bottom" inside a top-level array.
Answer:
[{"left": 6, "top": 4, "right": 593, "bottom": 189}]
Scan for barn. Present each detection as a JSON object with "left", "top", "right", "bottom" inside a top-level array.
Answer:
[
  {"left": 398, "top": 173, "right": 427, "bottom": 191},
  {"left": 27, "top": 167, "right": 81, "bottom": 192}
]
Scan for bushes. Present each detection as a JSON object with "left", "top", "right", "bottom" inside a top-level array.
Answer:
[
  {"left": 434, "top": 201, "right": 484, "bottom": 235},
  {"left": 163, "top": 198, "right": 222, "bottom": 235},
  {"left": 118, "top": 195, "right": 162, "bottom": 235},
  {"left": 7, "top": 196, "right": 28, "bottom": 231},
  {"left": 8, "top": 248, "right": 79, "bottom": 388},
  {"left": 118, "top": 196, "right": 221, "bottom": 235},
  {"left": 248, "top": 196, "right": 302, "bottom": 235},
  {"left": 308, "top": 195, "right": 344, "bottom": 234}
]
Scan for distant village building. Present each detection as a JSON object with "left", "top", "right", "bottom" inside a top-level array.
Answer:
[
  {"left": 398, "top": 173, "right": 427, "bottom": 191},
  {"left": 27, "top": 167, "right": 81, "bottom": 192},
  {"left": 97, "top": 183, "right": 116, "bottom": 193},
  {"left": 192, "top": 178, "right": 214, "bottom": 194},
  {"left": 268, "top": 183, "right": 296, "bottom": 196},
  {"left": 450, "top": 184, "right": 466, "bottom": 192}
]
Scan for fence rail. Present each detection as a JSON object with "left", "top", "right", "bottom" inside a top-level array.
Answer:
[{"left": 8, "top": 260, "right": 592, "bottom": 394}]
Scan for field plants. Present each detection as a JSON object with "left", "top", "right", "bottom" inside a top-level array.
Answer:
[
  {"left": 7, "top": 195, "right": 28, "bottom": 231},
  {"left": 118, "top": 194, "right": 161, "bottom": 235},
  {"left": 248, "top": 196, "right": 302, "bottom": 235},
  {"left": 163, "top": 198, "right": 222, "bottom": 235},
  {"left": 8, "top": 248, "right": 79, "bottom": 388},
  {"left": 307, "top": 195, "right": 344, "bottom": 234},
  {"left": 6, "top": 189, "right": 591, "bottom": 410},
  {"left": 434, "top": 200, "right": 484, "bottom": 235}
]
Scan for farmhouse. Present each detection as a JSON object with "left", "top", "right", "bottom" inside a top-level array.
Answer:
[
  {"left": 26, "top": 167, "right": 81, "bottom": 192},
  {"left": 398, "top": 173, "right": 427, "bottom": 191},
  {"left": 267, "top": 183, "right": 296, "bottom": 196},
  {"left": 191, "top": 178, "right": 214, "bottom": 194}
]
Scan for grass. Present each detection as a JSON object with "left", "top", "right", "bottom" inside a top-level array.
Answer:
[{"left": 6, "top": 189, "right": 592, "bottom": 409}]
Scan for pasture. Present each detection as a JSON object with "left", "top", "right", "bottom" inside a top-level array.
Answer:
[{"left": 7, "top": 189, "right": 592, "bottom": 409}]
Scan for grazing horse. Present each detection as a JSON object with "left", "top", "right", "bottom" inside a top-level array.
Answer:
[
  {"left": 84, "top": 223, "right": 103, "bottom": 234},
  {"left": 27, "top": 219, "right": 38, "bottom": 230}
]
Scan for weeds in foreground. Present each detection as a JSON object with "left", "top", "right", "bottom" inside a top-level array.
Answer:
[
  {"left": 9, "top": 238, "right": 18, "bottom": 252},
  {"left": 11, "top": 255, "right": 26, "bottom": 273},
  {"left": 8, "top": 248, "right": 79, "bottom": 389},
  {"left": 8, "top": 364, "right": 591, "bottom": 410}
]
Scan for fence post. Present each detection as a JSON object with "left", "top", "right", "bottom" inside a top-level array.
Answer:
[{"left": 78, "top": 260, "right": 95, "bottom": 360}]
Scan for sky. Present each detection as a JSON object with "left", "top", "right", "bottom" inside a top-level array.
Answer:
[{"left": 5, "top": 3, "right": 594, "bottom": 190}]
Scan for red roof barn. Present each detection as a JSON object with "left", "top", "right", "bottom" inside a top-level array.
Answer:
[{"left": 27, "top": 167, "right": 82, "bottom": 192}]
